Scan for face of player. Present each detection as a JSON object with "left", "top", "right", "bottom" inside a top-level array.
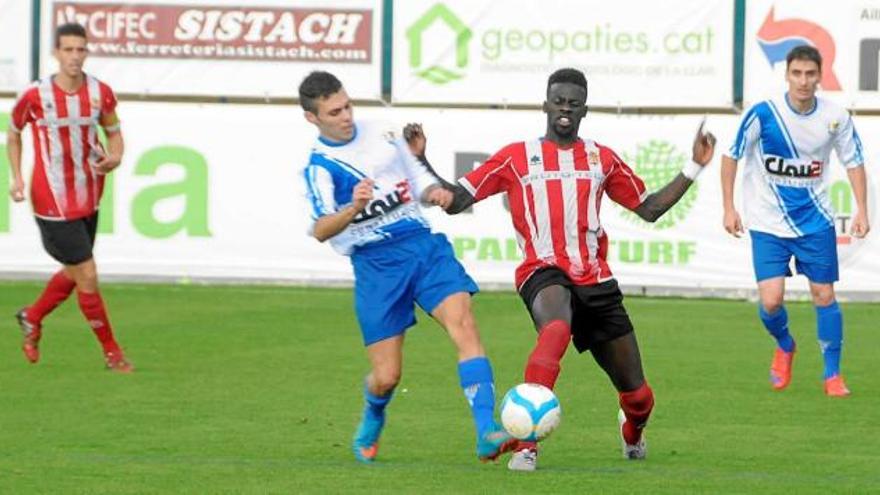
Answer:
[
  {"left": 54, "top": 35, "right": 88, "bottom": 81},
  {"left": 543, "top": 82, "right": 588, "bottom": 145},
  {"left": 306, "top": 89, "right": 355, "bottom": 143},
  {"left": 785, "top": 58, "right": 820, "bottom": 108}
]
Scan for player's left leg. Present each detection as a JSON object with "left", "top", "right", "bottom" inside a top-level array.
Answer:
[
  {"left": 794, "top": 227, "right": 848, "bottom": 396},
  {"left": 809, "top": 282, "right": 849, "bottom": 396},
  {"left": 578, "top": 282, "right": 652, "bottom": 460},
  {"left": 64, "top": 258, "right": 132, "bottom": 373},
  {"left": 591, "top": 332, "right": 654, "bottom": 460},
  {"left": 431, "top": 292, "right": 515, "bottom": 462}
]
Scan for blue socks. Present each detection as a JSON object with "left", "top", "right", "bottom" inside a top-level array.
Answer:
[
  {"left": 759, "top": 305, "right": 795, "bottom": 353},
  {"left": 816, "top": 302, "right": 843, "bottom": 379},
  {"left": 363, "top": 384, "right": 393, "bottom": 423},
  {"left": 458, "top": 357, "right": 496, "bottom": 439}
]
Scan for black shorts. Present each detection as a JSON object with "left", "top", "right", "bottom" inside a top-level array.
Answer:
[
  {"left": 36, "top": 213, "right": 99, "bottom": 265},
  {"left": 519, "top": 267, "right": 635, "bottom": 353}
]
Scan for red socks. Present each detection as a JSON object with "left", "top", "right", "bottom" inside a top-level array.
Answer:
[
  {"left": 28, "top": 271, "right": 76, "bottom": 324},
  {"left": 619, "top": 382, "right": 654, "bottom": 445},
  {"left": 77, "top": 290, "right": 120, "bottom": 354},
  {"left": 524, "top": 320, "right": 572, "bottom": 389}
]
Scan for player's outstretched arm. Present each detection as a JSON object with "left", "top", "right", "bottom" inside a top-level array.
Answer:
[
  {"left": 634, "top": 124, "right": 716, "bottom": 223},
  {"left": 403, "top": 122, "right": 475, "bottom": 215}
]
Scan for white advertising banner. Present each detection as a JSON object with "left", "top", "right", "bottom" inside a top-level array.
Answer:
[
  {"left": 743, "top": 0, "right": 880, "bottom": 109},
  {"left": 1, "top": 101, "right": 877, "bottom": 294},
  {"left": 391, "top": 0, "right": 735, "bottom": 108},
  {"left": 0, "top": 0, "right": 33, "bottom": 92},
  {"left": 39, "top": 0, "right": 383, "bottom": 100}
]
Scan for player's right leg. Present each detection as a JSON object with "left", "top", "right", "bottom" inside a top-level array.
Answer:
[
  {"left": 751, "top": 230, "right": 797, "bottom": 390},
  {"left": 353, "top": 335, "right": 404, "bottom": 463},
  {"left": 757, "top": 278, "right": 796, "bottom": 390},
  {"left": 509, "top": 272, "right": 575, "bottom": 471},
  {"left": 350, "top": 242, "right": 420, "bottom": 463}
]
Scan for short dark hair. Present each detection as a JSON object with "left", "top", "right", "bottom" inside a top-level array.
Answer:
[
  {"left": 54, "top": 23, "right": 87, "bottom": 49},
  {"left": 786, "top": 45, "right": 822, "bottom": 71},
  {"left": 298, "top": 71, "right": 343, "bottom": 113},
  {"left": 547, "top": 68, "right": 588, "bottom": 98}
]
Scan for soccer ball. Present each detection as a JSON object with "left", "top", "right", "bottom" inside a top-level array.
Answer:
[{"left": 500, "top": 383, "right": 561, "bottom": 442}]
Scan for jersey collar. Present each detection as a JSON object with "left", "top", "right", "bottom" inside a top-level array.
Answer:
[{"left": 318, "top": 124, "right": 358, "bottom": 147}]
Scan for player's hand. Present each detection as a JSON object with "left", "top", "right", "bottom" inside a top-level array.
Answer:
[
  {"left": 9, "top": 177, "right": 25, "bottom": 202},
  {"left": 351, "top": 179, "right": 374, "bottom": 212},
  {"left": 92, "top": 150, "right": 122, "bottom": 175},
  {"left": 850, "top": 211, "right": 870, "bottom": 238},
  {"left": 723, "top": 209, "right": 744, "bottom": 238},
  {"left": 403, "top": 123, "right": 426, "bottom": 157},
  {"left": 691, "top": 119, "right": 717, "bottom": 166},
  {"left": 425, "top": 186, "right": 453, "bottom": 209}
]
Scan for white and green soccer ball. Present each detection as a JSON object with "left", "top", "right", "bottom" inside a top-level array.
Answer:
[{"left": 500, "top": 383, "right": 561, "bottom": 442}]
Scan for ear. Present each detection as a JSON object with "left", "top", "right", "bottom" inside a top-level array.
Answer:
[
  {"left": 542, "top": 100, "right": 549, "bottom": 114},
  {"left": 304, "top": 111, "right": 319, "bottom": 125}
]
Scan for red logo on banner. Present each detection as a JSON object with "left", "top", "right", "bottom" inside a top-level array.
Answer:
[{"left": 53, "top": 3, "right": 373, "bottom": 63}]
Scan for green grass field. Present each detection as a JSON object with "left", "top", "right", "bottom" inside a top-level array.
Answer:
[{"left": 1, "top": 281, "right": 878, "bottom": 494}]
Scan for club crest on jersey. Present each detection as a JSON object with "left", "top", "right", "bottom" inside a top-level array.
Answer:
[
  {"left": 352, "top": 180, "right": 413, "bottom": 223},
  {"left": 764, "top": 156, "right": 822, "bottom": 178},
  {"left": 91, "top": 97, "right": 101, "bottom": 109},
  {"left": 587, "top": 151, "right": 601, "bottom": 168},
  {"left": 828, "top": 120, "right": 840, "bottom": 134}
]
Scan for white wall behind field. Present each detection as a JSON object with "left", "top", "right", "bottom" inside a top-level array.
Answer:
[{"left": 1, "top": 100, "right": 878, "bottom": 299}]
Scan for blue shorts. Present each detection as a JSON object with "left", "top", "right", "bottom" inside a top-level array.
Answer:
[
  {"left": 750, "top": 228, "right": 839, "bottom": 284},
  {"left": 351, "top": 231, "right": 479, "bottom": 346}
]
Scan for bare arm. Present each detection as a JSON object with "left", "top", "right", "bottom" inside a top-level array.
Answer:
[
  {"left": 633, "top": 123, "right": 716, "bottom": 222},
  {"left": 847, "top": 165, "right": 870, "bottom": 238},
  {"left": 720, "top": 154, "right": 744, "bottom": 237},
  {"left": 93, "top": 112, "right": 124, "bottom": 175},
  {"left": 6, "top": 129, "right": 25, "bottom": 201},
  {"left": 403, "top": 122, "right": 476, "bottom": 214},
  {"left": 312, "top": 179, "right": 374, "bottom": 242}
]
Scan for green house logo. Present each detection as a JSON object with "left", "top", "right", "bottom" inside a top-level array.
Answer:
[
  {"left": 407, "top": 4, "right": 472, "bottom": 84},
  {"left": 620, "top": 140, "right": 697, "bottom": 230}
]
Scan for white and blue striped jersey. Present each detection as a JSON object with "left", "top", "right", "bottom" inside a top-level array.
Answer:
[
  {"left": 301, "top": 121, "right": 439, "bottom": 255},
  {"left": 726, "top": 94, "right": 865, "bottom": 238}
]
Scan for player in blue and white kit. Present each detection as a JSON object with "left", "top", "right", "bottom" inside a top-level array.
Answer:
[
  {"left": 721, "top": 46, "right": 869, "bottom": 397},
  {"left": 298, "top": 71, "right": 515, "bottom": 463}
]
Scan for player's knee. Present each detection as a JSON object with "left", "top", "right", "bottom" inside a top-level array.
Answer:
[
  {"left": 620, "top": 382, "right": 654, "bottom": 415},
  {"left": 372, "top": 368, "right": 401, "bottom": 394},
  {"left": 811, "top": 289, "right": 835, "bottom": 307},
  {"left": 760, "top": 298, "right": 784, "bottom": 314}
]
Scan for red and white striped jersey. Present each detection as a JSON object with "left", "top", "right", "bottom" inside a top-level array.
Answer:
[
  {"left": 459, "top": 138, "right": 648, "bottom": 289},
  {"left": 10, "top": 74, "right": 118, "bottom": 220}
]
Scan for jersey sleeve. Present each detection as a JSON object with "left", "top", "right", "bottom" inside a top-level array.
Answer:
[
  {"left": 603, "top": 147, "right": 647, "bottom": 211},
  {"left": 832, "top": 112, "right": 865, "bottom": 168},
  {"left": 99, "top": 83, "right": 120, "bottom": 132},
  {"left": 9, "top": 87, "right": 36, "bottom": 133},
  {"left": 725, "top": 104, "right": 761, "bottom": 160},
  {"left": 390, "top": 134, "right": 439, "bottom": 202},
  {"left": 302, "top": 162, "right": 336, "bottom": 229},
  {"left": 458, "top": 143, "right": 516, "bottom": 202}
]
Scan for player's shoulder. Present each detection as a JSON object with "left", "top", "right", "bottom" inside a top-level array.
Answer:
[
  {"left": 493, "top": 140, "right": 529, "bottom": 158},
  {"left": 85, "top": 73, "right": 114, "bottom": 92},
  {"left": 14, "top": 79, "right": 42, "bottom": 102},
  {"left": 815, "top": 96, "right": 851, "bottom": 120}
]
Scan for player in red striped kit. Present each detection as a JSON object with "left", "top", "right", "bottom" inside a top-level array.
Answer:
[
  {"left": 406, "top": 68, "right": 715, "bottom": 469},
  {"left": 6, "top": 23, "right": 132, "bottom": 372}
]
